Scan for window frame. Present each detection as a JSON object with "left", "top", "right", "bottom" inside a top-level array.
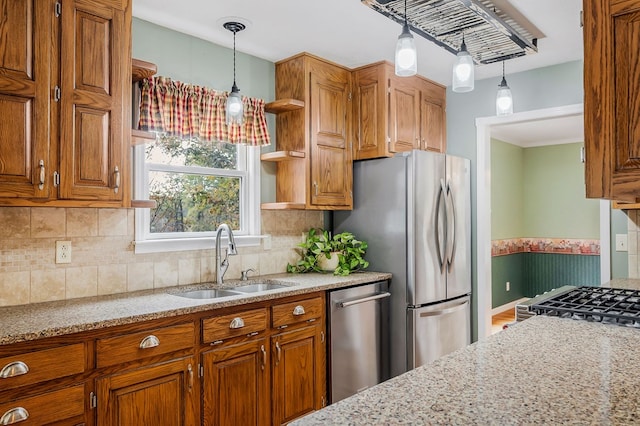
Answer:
[{"left": 132, "top": 140, "right": 262, "bottom": 254}]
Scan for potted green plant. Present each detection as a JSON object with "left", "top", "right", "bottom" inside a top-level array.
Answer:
[{"left": 286, "top": 228, "right": 369, "bottom": 276}]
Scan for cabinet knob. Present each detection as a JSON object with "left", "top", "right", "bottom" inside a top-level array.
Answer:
[
  {"left": 293, "top": 305, "right": 306, "bottom": 316},
  {"left": 139, "top": 335, "right": 160, "bottom": 349},
  {"left": 229, "top": 317, "right": 245, "bottom": 329},
  {"left": 0, "top": 361, "right": 29, "bottom": 379},
  {"left": 0, "top": 407, "right": 29, "bottom": 425}
]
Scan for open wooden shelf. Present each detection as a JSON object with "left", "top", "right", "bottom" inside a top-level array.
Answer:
[
  {"left": 130, "top": 200, "right": 158, "bottom": 208},
  {"left": 261, "top": 202, "right": 306, "bottom": 210},
  {"left": 131, "top": 129, "right": 156, "bottom": 146},
  {"left": 260, "top": 151, "right": 305, "bottom": 162},
  {"left": 132, "top": 58, "right": 158, "bottom": 82},
  {"left": 613, "top": 201, "right": 640, "bottom": 210},
  {"left": 265, "top": 99, "right": 304, "bottom": 114}
]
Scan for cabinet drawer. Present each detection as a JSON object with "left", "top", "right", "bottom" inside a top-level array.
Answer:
[
  {"left": 202, "top": 308, "right": 267, "bottom": 344},
  {"left": 0, "top": 343, "right": 86, "bottom": 390},
  {"left": 96, "top": 322, "right": 195, "bottom": 368},
  {"left": 272, "top": 297, "right": 323, "bottom": 329},
  {"left": 0, "top": 384, "right": 84, "bottom": 425}
]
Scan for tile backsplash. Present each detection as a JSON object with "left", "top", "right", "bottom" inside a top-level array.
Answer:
[
  {"left": 627, "top": 210, "right": 640, "bottom": 278},
  {"left": 0, "top": 208, "right": 323, "bottom": 307}
]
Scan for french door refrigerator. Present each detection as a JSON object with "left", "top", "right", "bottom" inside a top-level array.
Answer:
[{"left": 334, "top": 150, "right": 471, "bottom": 378}]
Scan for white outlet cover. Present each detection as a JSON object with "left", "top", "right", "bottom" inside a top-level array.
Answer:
[
  {"left": 56, "top": 240, "right": 72, "bottom": 264},
  {"left": 615, "top": 234, "right": 628, "bottom": 252}
]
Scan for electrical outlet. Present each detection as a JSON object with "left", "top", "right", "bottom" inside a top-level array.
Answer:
[
  {"left": 506, "top": 281, "right": 510, "bottom": 292},
  {"left": 616, "top": 234, "right": 628, "bottom": 252},
  {"left": 56, "top": 241, "right": 72, "bottom": 264},
  {"left": 263, "top": 234, "right": 272, "bottom": 250}
]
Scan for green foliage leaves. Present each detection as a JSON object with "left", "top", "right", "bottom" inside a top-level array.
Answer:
[{"left": 287, "top": 228, "right": 369, "bottom": 276}]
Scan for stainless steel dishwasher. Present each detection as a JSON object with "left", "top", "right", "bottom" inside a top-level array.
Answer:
[{"left": 327, "top": 280, "right": 390, "bottom": 403}]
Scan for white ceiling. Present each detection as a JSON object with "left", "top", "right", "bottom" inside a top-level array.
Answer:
[
  {"left": 491, "top": 114, "right": 584, "bottom": 148},
  {"left": 132, "top": 0, "right": 585, "bottom": 145}
]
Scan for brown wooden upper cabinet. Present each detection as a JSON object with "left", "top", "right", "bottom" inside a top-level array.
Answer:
[
  {"left": 352, "top": 61, "right": 446, "bottom": 161},
  {"left": 583, "top": 0, "right": 640, "bottom": 202},
  {"left": 0, "top": 0, "right": 131, "bottom": 207},
  {"left": 262, "top": 53, "right": 353, "bottom": 211}
]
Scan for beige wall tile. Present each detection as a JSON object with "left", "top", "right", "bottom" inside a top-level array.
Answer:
[
  {"left": 67, "top": 209, "right": 98, "bottom": 237},
  {"left": 630, "top": 255, "right": 639, "bottom": 279},
  {"left": 31, "top": 208, "right": 66, "bottom": 238},
  {"left": 0, "top": 207, "right": 30, "bottom": 239},
  {"left": 98, "top": 209, "right": 128, "bottom": 236},
  {"left": 0, "top": 271, "right": 30, "bottom": 306},
  {"left": 200, "top": 256, "right": 215, "bottom": 282},
  {"left": 98, "top": 264, "right": 127, "bottom": 295},
  {"left": 154, "top": 260, "right": 178, "bottom": 288},
  {"left": 66, "top": 266, "right": 98, "bottom": 298},
  {"left": 240, "top": 254, "right": 260, "bottom": 277},
  {"left": 178, "top": 258, "right": 201, "bottom": 285},
  {"left": 128, "top": 262, "right": 155, "bottom": 292},
  {"left": 31, "top": 269, "right": 66, "bottom": 303}
]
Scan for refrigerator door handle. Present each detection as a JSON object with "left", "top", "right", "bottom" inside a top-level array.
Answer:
[
  {"left": 446, "top": 181, "right": 457, "bottom": 272},
  {"left": 337, "top": 292, "right": 391, "bottom": 308},
  {"left": 435, "top": 179, "right": 447, "bottom": 271},
  {"left": 418, "top": 299, "right": 469, "bottom": 317}
]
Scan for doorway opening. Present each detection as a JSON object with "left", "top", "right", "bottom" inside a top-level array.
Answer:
[{"left": 475, "top": 104, "right": 611, "bottom": 339}]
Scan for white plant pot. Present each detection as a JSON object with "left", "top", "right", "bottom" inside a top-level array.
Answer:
[{"left": 317, "top": 252, "right": 340, "bottom": 272}]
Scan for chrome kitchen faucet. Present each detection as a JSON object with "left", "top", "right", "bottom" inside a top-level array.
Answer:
[{"left": 215, "top": 223, "right": 237, "bottom": 284}]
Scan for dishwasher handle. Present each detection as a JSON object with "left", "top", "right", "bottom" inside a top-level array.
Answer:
[{"left": 337, "top": 292, "right": 391, "bottom": 308}]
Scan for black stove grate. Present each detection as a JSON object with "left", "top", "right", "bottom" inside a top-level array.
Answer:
[{"left": 531, "top": 286, "right": 640, "bottom": 328}]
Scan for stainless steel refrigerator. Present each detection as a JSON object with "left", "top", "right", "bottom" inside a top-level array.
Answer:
[{"left": 334, "top": 150, "right": 471, "bottom": 378}]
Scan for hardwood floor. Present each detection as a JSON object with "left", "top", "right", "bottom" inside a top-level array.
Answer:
[{"left": 491, "top": 308, "right": 516, "bottom": 334}]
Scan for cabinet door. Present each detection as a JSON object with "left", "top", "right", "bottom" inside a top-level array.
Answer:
[
  {"left": 389, "top": 76, "right": 419, "bottom": 153},
  {"left": 271, "top": 324, "right": 325, "bottom": 426},
  {"left": 584, "top": 0, "right": 640, "bottom": 200},
  {"left": 352, "top": 64, "right": 388, "bottom": 160},
  {"left": 0, "top": 0, "right": 52, "bottom": 199},
  {"left": 202, "top": 339, "right": 269, "bottom": 426},
  {"left": 96, "top": 356, "right": 197, "bottom": 426},
  {"left": 309, "top": 69, "right": 352, "bottom": 208},
  {"left": 58, "top": 0, "right": 128, "bottom": 202},
  {"left": 420, "top": 97, "right": 445, "bottom": 153}
]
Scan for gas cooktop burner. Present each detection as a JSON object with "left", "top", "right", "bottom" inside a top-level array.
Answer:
[{"left": 531, "top": 286, "right": 640, "bottom": 328}]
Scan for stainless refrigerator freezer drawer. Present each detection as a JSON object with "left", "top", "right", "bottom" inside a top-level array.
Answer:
[
  {"left": 407, "top": 296, "right": 470, "bottom": 370},
  {"left": 328, "top": 281, "right": 390, "bottom": 403}
]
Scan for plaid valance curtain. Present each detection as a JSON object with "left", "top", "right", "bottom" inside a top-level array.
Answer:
[{"left": 138, "top": 76, "right": 271, "bottom": 146}]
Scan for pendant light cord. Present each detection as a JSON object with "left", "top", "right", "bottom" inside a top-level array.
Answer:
[
  {"left": 404, "top": 0, "right": 408, "bottom": 25},
  {"left": 233, "top": 30, "right": 237, "bottom": 86}
]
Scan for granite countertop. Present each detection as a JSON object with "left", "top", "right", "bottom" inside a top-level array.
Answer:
[
  {"left": 0, "top": 271, "right": 391, "bottom": 345},
  {"left": 294, "top": 315, "right": 640, "bottom": 425}
]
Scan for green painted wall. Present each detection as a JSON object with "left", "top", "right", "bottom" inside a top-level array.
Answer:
[
  {"left": 491, "top": 254, "right": 525, "bottom": 307},
  {"left": 523, "top": 143, "right": 599, "bottom": 239},
  {"left": 491, "top": 139, "right": 524, "bottom": 240},
  {"left": 131, "top": 18, "right": 278, "bottom": 203}
]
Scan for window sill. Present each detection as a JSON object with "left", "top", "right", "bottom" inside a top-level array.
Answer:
[{"left": 134, "top": 235, "right": 263, "bottom": 254}]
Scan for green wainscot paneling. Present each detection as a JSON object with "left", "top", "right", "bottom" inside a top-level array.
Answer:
[
  {"left": 524, "top": 253, "right": 600, "bottom": 297},
  {"left": 491, "top": 253, "right": 526, "bottom": 308}
]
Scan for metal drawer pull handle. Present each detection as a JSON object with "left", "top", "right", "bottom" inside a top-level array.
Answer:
[
  {"left": 113, "top": 166, "right": 120, "bottom": 194},
  {"left": 229, "top": 317, "right": 245, "bottom": 329},
  {"left": 260, "top": 345, "right": 266, "bottom": 371},
  {"left": 275, "top": 342, "right": 281, "bottom": 365},
  {"left": 139, "top": 335, "right": 160, "bottom": 349},
  {"left": 38, "top": 160, "right": 45, "bottom": 190},
  {"left": 338, "top": 292, "right": 391, "bottom": 308},
  {"left": 0, "top": 362, "right": 29, "bottom": 379},
  {"left": 292, "top": 305, "right": 306, "bottom": 316},
  {"left": 1, "top": 407, "right": 29, "bottom": 425}
]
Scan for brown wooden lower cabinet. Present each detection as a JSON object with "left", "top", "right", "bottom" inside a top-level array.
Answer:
[
  {"left": 95, "top": 356, "right": 198, "bottom": 426},
  {"left": 202, "top": 338, "right": 270, "bottom": 426},
  {"left": 271, "top": 323, "right": 325, "bottom": 426}
]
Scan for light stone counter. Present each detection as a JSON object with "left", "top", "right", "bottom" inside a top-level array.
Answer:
[
  {"left": 294, "top": 315, "right": 640, "bottom": 425},
  {"left": 0, "top": 271, "right": 391, "bottom": 345}
]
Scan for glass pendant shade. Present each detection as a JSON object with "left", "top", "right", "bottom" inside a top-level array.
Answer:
[
  {"left": 496, "top": 77, "right": 513, "bottom": 116},
  {"left": 395, "top": 23, "right": 417, "bottom": 77},
  {"left": 452, "top": 42, "right": 474, "bottom": 92},
  {"left": 226, "top": 83, "right": 244, "bottom": 125}
]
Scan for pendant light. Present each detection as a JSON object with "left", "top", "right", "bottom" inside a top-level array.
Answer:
[
  {"left": 452, "top": 34, "right": 474, "bottom": 92},
  {"left": 496, "top": 61, "right": 513, "bottom": 116},
  {"left": 224, "top": 21, "right": 245, "bottom": 125},
  {"left": 395, "top": 0, "right": 417, "bottom": 77}
]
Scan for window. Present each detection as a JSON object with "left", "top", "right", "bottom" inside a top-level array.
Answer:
[{"left": 133, "top": 135, "right": 261, "bottom": 253}]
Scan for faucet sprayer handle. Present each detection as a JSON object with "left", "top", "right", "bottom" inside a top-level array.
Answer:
[{"left": 228, "top": 241, "right": 238, "bottom": 255}]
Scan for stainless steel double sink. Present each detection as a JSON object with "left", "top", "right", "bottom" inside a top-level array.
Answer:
[{"left": 170, "top": 282, "right": 289, "bottom": 300}]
